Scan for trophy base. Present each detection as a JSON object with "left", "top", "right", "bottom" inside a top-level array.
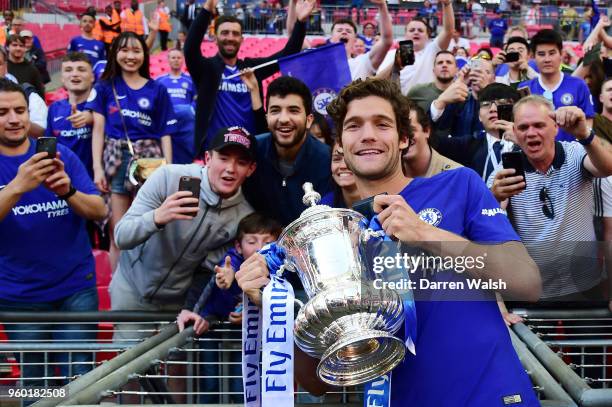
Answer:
[{"left": 317, "top": 329, "right": 406, "bottom": 386}]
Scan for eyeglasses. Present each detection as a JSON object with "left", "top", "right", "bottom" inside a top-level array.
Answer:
[
  {"left": 539, "top": 187, "right": 554, "bottom": 219},
  {"left": 479, "top": 99, "right": 514, "bottom": 109}
]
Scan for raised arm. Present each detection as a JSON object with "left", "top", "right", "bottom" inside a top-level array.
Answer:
[
  {"left": 435, "top": 0, "right": 454, "bottom": 51},
  {"left": 367, "top": 0, "right": 393, "bottom": 71},
  {"left": 185, "top": 0, "right": 216, "bottom": 84}
]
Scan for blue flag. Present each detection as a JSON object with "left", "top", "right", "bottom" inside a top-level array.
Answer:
[{"left": 278, "top": 42, "right": 351, "bottom": 116}]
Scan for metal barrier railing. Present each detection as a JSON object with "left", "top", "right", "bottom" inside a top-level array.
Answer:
[{"left": 512, "top": 308, "right": 612, "bottom": 407}]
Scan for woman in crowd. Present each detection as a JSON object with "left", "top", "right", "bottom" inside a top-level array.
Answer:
[
  {"left": 320, "top": 140, "right": 359, "bottom": 209},
  {"left": 87, "top": 31, "right": 175, "bottom": 270}
]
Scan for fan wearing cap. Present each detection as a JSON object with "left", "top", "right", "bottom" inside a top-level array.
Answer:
[
  {"left": 437, "top": 83, "right": 521, "bottom": 185},
  {"left": 20, "top": 29, "right": 50, "bottom": 84},
  {"left": 111, "top": 126, "right": 256, "bottom": 342}
]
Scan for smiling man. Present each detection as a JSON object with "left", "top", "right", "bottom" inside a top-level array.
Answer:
[
  {"left": 185, "top": 0, "right": 315, "bottom": 157},
  {"left": 111, "top": 126, "right": 257, "bottom": 341},
  {"left": 243, "top": 76, "right": 331, "bottom": 226},
  {"left": 492, "top": 96, "right": 612, "bottom": 302},
  {"left": 235, "top": 78, "right": 542, "bottom": 406},
  {"left": 45, "top": 52, "right": 95, "bottom": 178}
]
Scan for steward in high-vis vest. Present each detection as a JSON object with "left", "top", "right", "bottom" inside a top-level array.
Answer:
[
  {"left": 120, "top": 0, "right": 146, "bottom": 37},
  {"left": 156, "top": 0, "right": 172, "bottom": 51},
  {"left": 99, "top": 5, "right": 121, "bottom": 52}
]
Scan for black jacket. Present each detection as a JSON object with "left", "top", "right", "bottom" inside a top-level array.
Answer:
[{"left": 185, "top": 8, "right": 307, "bottom": 157}]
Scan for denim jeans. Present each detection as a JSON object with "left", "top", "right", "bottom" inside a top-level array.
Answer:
[{"left": 0, "top": 286, "right": 98, "bottom": 399}]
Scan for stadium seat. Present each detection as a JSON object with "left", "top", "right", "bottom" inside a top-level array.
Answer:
[{"left": 94, "top": 249, "right": 112, "bottom": 287}]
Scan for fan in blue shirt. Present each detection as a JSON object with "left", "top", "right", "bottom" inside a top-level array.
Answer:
[
  {"left": 519, "top": 29, "right": 594, "bottom": 142},
  {"left": 45, "top": 52, "right": 97, "bottom": 179},
  {"left": 68, "top": 13, "right": 106, "bottom": 67},
  {"left": 156, "top": 49, "right": 197, "bottom": 164}
]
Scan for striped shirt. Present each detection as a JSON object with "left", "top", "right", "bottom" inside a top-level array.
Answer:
[{"left": 508, "top": 141, "right": 601, "bottom": 299}]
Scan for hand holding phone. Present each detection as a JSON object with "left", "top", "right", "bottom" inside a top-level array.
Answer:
[
  {"left": 178, "top": 176, "right": 200, "bottom": 217},
  {"left": 501, "top": 151, "right": 526, "bottom": 187},
  {"left": 398, "top": 40, "right": 415, "bottom": 66},
  {"left": 36, "top": 137, "right": 57, "bottom": 159}
]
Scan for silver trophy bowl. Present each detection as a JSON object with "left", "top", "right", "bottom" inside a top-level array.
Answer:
[{"left": 277, "top": 183, "right": 406, "bottom": 386}]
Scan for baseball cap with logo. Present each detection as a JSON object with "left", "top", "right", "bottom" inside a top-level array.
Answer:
[
  {"left": 19, "top": 30, "right": 33, "bottom": 38},
  {"left": 209, "top": 126, "right": 257, "bottom": 160}
]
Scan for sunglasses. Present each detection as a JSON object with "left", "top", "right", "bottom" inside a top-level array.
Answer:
[{"left": 539, "top": 187, "right": 554, "bottom": 219}]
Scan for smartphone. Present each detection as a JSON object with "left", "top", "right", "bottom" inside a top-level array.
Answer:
[
  {"left": 352, "top": 192, "right": 388, "bottom": 220},
  {"left": 517, "top": 86, "right": 531, "bottom": 100},
  {"left": 583, "top": 43, "right": 602, "bottom": 67},
  {"left": 505, "top": 52, "right": 520, "bottom": 63},
  {"left": 497, "top": 104, "right": 514, "bottom": 122},
  {"left": 36, "top": 137, "right": 57, "bottom": 159},
  {"left": 604, "top": 58, "right": 612, "bottom": 78},
  {"left": 502, "top": 151, "right": 526, "bottom": 187},
  {"left": 398, "top": 40, "right": 415, "bottom": 66},
  {"left": 469, "top": 58, "right": 482, "bottom": 71},
  {"left": 178, "top": 176, "right": 200, "bottom": 216}
]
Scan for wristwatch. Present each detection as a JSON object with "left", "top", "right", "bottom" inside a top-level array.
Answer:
[
  {"left": 578, "top": 127, "right": 596, "bottom": 146},
  {"left": 57, "top": 184, "right": 77, "bottom": 200}
]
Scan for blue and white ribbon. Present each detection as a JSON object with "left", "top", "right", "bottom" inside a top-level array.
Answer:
[
  {"left": 241, "top": 243, "right": 294, "bottom": 407},
  {"left": 242, "top": 292, "right": 262, "bottom": 406},
  {"left": 360, "top": 216, "right": 418, "bottom": 407}
]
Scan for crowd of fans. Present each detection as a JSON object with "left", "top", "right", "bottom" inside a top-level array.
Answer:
[{"left": 0, "top": 0, "right": 611, "bottom": 404}]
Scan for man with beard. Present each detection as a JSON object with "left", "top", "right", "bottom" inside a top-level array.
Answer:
[
  {"left": 0, "top": 78, "right": 106, "bottom": 392},
  {"left": 242, "top": 76, "right": 331, "bottom": 226},
  {"left": 185, "top": 0, "right": 315, "bottom": 157},
  {"left": 406, "top": 50, "right": 457, "bottom": 141}
]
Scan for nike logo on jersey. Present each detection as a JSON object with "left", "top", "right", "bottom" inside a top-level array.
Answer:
[
  {"left": 117, "top": 95, "right": 127, "bottom": 99},
  {"left": 53, "top": 116, "right": 64, "bottom": 122}
]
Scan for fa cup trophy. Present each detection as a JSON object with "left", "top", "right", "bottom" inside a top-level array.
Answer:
[{"left": 277, "top": 183, "right": 406, "bottom": 386}]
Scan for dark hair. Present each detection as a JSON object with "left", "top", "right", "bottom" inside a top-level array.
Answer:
[
  {"left": 62, "top": 51, "right": 92, "bottom": 67},
  {"left": 327, "top": 78, "right": 413, "bottom": 149},
  {"left": 478, "top": 83, "right": 520, "bottom": 103},
  {"left": 6, "top": 34, "right": 24, "bottom": 46},
  {"left": 0, "top": 78, "right": 28, "bottom": 105},
  {"left": 331, "top": 19, "right": 357, "bottom": 35},
  {"left": 505, "top": 36, "right": 529, "bottom": 51},
  {"left": 434, "top": 50, "right": 455, "bottom": 62},
  {"left": 266, "top": 76, "right": 313, "bottom": 116},
  {"left": 80, "top": 11, "right": 96, "bottom": 20},
  {"left": 237, "top": 213, "right": 282, "bottom": 241},
  {"left": 406, "top": 99, "right": 430, "bottom": 133},
  {"left": 311, "top": 112, "right": 333, "bottom": 146},
  {"left": 406, "top": 18, "right": 432, "bottom": 37},
  {"left": 456, "top": 47, "right": 470, "bottom": 57},
  {"left": 102, "top": 32, "right": 150, "bottom": 81},
  {"left": 530, "top": 29, "right": 563, "bottom": 53},
  {"left": 215, "top": 15, "right": 243, "bottom": 34}
]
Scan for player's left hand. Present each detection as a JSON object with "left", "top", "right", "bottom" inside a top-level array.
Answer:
[
  {"left": 501, "top": 311, "right": 524, "bottom": 327},
  {"left": 373, "top": 194, "right": 433, "bottom": 242},
  {"left": 549, "top": 106, "right": 589, "bottom": 141}
]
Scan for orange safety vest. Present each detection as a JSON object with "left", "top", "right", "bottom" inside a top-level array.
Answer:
[
  {"left": 0, "top": 26, "right": 6, "bottom": 47},
  {"left": 157, "top": 8, "right": 171, "bottom": 32},
  {"left": 100, "top": 9, "right": 121, "bottom": 44},
  {"left": 121, "top": 8, "right": 144, "bottom": 36},
  {"left": 93, "top": 20, "right": 103, "bottom": 42}
]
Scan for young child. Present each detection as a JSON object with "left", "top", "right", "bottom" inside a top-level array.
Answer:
[{"left": 177, "top": 212, "right": 282, "bottom": 333}]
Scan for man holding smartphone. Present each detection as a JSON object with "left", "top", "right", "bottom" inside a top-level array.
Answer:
[
  {"left": 111, "top": 126, "right": 257, "bottom": 342},
  {"left": 494, "top": 37, "right": 538, "bottom": 86},
  {"left": 492, "top": 96, "right": 612, "bottom": 303},
  {"left": 0, "top": 78, "right": 107, "bottom": 391},
  {"left": 437, "top": 83, "right": 520, "bottom": 186}
]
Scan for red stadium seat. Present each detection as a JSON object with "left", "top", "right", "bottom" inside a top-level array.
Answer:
[{"left": 94, "top": 249, "right": 112, "bottom": 287}]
